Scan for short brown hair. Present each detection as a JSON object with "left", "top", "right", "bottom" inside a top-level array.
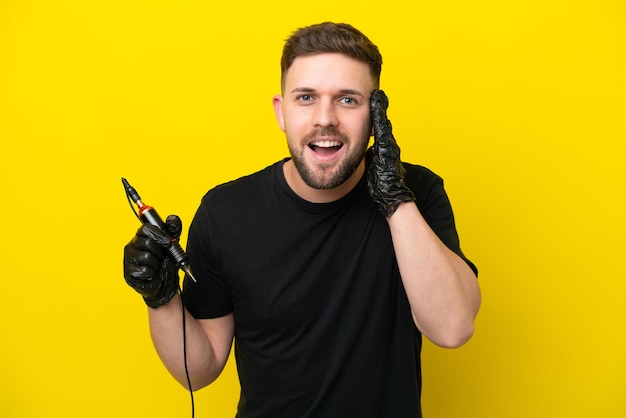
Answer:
[{"left": 280, "top": 22, "right": 383, "bottom": 91}]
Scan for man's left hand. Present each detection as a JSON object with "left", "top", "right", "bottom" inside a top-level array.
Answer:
[{"left": 367, "top": 89, "right": 416, "bottom": 217}]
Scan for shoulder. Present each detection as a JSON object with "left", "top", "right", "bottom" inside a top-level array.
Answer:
[
  {"left": 403, "top": 162, "right": 444, "bottom": 192},
  {"left": 401, "top": 162, "right": 451, "bottom": 212},
  {"left": 201, "top": 160, "right": 282, "bottom": 208},
  {"left": 189, "top": 161, "right": 284, "bottom": 242}
]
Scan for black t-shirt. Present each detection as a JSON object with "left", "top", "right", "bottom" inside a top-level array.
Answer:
[{"left": 183, "top": 159, "right": 476, "bottom": 418}]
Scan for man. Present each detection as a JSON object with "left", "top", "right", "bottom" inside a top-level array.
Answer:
[{"left": 124, "top": 22, "right": 480, "bottom": 417}]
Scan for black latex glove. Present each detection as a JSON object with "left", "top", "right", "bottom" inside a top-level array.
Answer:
[
  {"left": 367, "top": 89, "right": 416, "bottom": 217},
  {"left": 123, "top": 215, "right": 182, "bottom": 308}
]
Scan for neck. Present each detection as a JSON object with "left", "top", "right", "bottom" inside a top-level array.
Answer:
[{"left": 283, "top": 159, "right": 365, "bottom": 203}]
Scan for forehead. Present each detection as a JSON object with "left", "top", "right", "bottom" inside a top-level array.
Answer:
[{"left": 283, "top": 53, "right": 375, "bottom": 94}]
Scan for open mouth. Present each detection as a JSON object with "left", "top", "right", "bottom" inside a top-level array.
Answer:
[{"left": 308, "top": 140, "right": 344, "bottom": 157}]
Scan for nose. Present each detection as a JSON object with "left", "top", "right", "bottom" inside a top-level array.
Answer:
[{"left": 313, "top": 99, "right": 338, "bottom": 127}]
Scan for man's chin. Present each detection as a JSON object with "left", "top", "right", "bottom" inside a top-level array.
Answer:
[
  {"left": 302, "top": 172, "right": 342, "bottom": 190},
  {"left": 299, "top": 160, "right": 364, "bottom": 190}
]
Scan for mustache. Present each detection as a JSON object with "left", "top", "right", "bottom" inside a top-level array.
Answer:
[{"left": 302, "top": 127, "right": 349, "bottom": 143}]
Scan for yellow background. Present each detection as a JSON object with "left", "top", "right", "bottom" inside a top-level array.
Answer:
[{"left": 1, "top": 0, "right": 625, "bottom": 417}]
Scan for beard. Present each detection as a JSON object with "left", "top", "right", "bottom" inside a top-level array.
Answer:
[{"left": 287, "top": 127, "right": 369, "bottom": 190}]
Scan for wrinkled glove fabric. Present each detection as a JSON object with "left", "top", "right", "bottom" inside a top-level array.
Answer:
[
  {"left": 123, "top": 215, "right": 182, "bottom": 308},
  {"left": 367, "top": 89, "right": 416, "bottom": 217}
]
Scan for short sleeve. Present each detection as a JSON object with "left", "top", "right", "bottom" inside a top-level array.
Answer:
[
  {"left": 182, "top": 192, "right": 234, "bottom": 319},
  {"left": 404, "top": 163, "right": 478, "bottom": 277}
]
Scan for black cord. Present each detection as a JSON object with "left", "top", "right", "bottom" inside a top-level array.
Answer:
[
  {"left": 180, "top": 290, "right": 195, "bottom": 418},
  {"left": 124, "top": 181, "right": 195, "bottom": 416}
]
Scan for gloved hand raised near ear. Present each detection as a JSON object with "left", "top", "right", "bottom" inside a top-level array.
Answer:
[
  {"left": 367, "top": 89, "right": 416, "bottom": 218},
  {"left": 123, "top": 215, "right": 182, "bottom": 308}
]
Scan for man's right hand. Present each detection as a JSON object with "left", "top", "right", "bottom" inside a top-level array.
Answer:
[{"left": 123, "top": 215, "right": 182, "bottom": 308}]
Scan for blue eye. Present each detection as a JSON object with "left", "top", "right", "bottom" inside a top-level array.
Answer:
[
  {"left": 298, "top": 95, "right": 312, "bottom": 102},
  {"left": 340, "top": 97, "right": 356, "bottom": 105}
]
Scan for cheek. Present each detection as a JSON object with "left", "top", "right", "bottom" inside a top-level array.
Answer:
[
  {"left": 354, "top": 113, "right": 373, "bottom": 140},
  {"left": 283, "top": 112, "right": 310, "bottom": 136}
]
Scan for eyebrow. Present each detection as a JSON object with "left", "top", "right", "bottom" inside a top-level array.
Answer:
[{"left": 290, "top": 87, "right": 366, "bottom": 97}]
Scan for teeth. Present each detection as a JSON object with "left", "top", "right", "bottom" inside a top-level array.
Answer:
[{"left": 311, "top": 140, "right": 342, "bottom": 148}]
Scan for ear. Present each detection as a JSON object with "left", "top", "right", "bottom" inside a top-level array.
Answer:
[{"left": 272, "top": 94, "right": 285, "bottom": 132}]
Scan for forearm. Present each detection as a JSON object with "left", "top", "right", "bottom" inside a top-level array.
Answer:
[
  {"left": 148, "top": 293, "right": 223, "bottom": 390},
  {"left": 388, "top": 202, "right": 481, "bottom": 348}
]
